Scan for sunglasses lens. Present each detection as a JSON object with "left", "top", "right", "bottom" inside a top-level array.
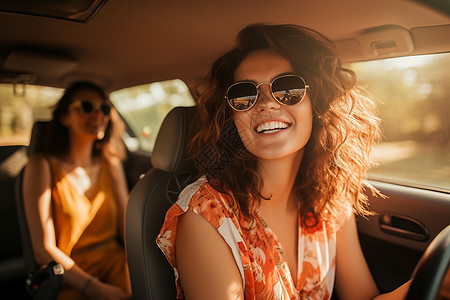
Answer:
[
  {"left": 80, "top": 101, "right": 94, "bottom": 113},
  {"left": 76, "top": 100, "right": 111, "bottom": 116},
  {"left": 272, "top": 76, "right": 306, "bottom": 105},
  {"left": 227, "top": 82, "right": 258, "bottom": 111},
  {"left": 100, "top": 104, "right": 111, "bottom": 116}
]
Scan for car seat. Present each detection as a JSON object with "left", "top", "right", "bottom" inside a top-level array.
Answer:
[
  {"left": 0, "top": 144, "right": 28, "bottom": 297},
  {"left": 125, "top": 106, "right": 197, "bottom": 300},
  {"left": 15, "top": 121, "right": 64, "bottom": 300}
]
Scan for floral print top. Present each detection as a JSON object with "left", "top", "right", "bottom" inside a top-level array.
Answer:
[{"left": 157, "top": 177, "right": 338, "bottom": 300}]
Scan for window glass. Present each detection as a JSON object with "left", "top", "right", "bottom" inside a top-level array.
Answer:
[
  {"left": 110, "top": 79, "right": 195, "bottom": 152},
  {"left": 0, "top": 84, "right": 62, "bottom": 146},
  {"left": 347, "top": 53, "right": 450, "bottom": 192}
]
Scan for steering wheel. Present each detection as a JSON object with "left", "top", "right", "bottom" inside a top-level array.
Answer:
[{"left": 405, "top": 224, "right": 450, "bottom": 300}]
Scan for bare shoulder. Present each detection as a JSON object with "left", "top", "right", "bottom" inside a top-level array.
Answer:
[
  {"left": 176, "top": 210, "right": 244, "bottom": 300},
  {"left": 24, "top": 153, "right": 51, "bottom": 178},
  {"left": 177, "top": 210, "right": 217, "bottom": 239},
  {"left": 176, "top": 210, "right": 223, "bottom": 255},
  {"left": 27, "top": 153, "right": 50, "bottom": 168},
  {"left": 22, "top": 154, "right": 53, "bottom": 206}
]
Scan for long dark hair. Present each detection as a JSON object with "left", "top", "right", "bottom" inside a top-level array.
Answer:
[
  {"left": 191, "top": 23, "right": 380, "bottom": 226},
  {"left": 42, "top": 81, "right": 117, "bottom": 158}
]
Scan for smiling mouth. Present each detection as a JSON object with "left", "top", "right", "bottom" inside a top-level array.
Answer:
[{"left": 256, "top": 121, "right": 290, "bottom": 134}]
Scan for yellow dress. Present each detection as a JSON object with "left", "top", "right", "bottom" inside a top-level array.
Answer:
[{"left": 49, "top": 157, "right": 128, "bottom": 299}]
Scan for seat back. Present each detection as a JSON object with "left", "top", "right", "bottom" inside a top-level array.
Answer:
[
  {"left": 15, "top": 121, "right": 64, "bottom": 300},
  {"left": 16, "top": 121, "right": 49, "bottom": 274},
  {"left": 0, "top": 145, "right": 28, "bottom": 295},
  {"left": 125, "top": 106, "right": 198, "bottom": 300}
]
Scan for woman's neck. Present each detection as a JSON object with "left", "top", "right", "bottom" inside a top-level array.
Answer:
[
  {"left": 257, "top": 149, "right": 304, "bottom": 214},
  {"left": 64, "top": 135, "right": 97, "bottom": 167}
]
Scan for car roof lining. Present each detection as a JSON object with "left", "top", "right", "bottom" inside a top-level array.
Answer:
[
  {"left": 0, "top": 0, "right": 107, "bottom": 22},
  {"left": 0, "top": 0, "right": 449, "bottom": 92}
]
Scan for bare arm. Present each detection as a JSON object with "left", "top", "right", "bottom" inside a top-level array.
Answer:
[
  {"left": 23, "top": 155, "right": 92, "bottom": 290},
  {"left": 176, "top": 210, "right": 244, "bottom": 300},
  {"left": 335, "top": 213, "right": 411, "bottom": 300}
]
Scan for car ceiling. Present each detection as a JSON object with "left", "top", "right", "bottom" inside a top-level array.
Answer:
[{"left": 0, "top": 0, "right": 449, "bottom": 93}]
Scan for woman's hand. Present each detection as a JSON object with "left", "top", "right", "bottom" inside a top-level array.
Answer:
[{"left": 85, "top": 277, "right": 132, "bottom": 300}]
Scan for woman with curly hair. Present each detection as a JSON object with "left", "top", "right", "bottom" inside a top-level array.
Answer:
[
  {"left": 23, "top": 81, "right": 132, "bottom": 300},
  {"left": 157, "top": 24, "right": 409, "bottom": 299}
]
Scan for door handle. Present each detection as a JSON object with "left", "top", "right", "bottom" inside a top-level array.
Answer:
[{"left": 379, "top": 213, "right": 430, "bottom": 242}]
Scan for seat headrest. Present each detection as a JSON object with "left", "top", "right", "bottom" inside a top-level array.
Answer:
[
  {"left": 151, "top": 106, "right": 197, "bottom": 173},
  {"left": 28, "top": 121, "right": 50, "bottom": 155},
  {"left": 0, "top": 145, "right": 27, "bottom": 178}
]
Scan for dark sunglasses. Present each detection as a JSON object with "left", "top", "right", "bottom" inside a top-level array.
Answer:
[
  {"left": 226, "top": 74, "right": 309, "bottom": 111},
  {"left": 69, "top": 99, "right": 111, "bottom": 116}
]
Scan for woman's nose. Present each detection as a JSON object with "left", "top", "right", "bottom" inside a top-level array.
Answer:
[
  {"left": 90, "top": 107, "right": 105, "bottom": 119},
  {"left": 255, "top": 84, "right": 280, "bottom": 112}
]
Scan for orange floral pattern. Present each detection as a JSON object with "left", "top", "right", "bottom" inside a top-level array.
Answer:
[{"left": 157, "top": 177, "right": 337, "bottom": 299}]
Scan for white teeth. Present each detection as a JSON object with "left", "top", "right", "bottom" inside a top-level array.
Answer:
[{"left": 256, "top": 121, "right": 289, "bottom": 133}]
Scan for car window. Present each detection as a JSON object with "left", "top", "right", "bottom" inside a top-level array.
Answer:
[
  {"left": 0, "top": 84, "right": 62, "bottom": 146},
  {"left": 0, "top": 79, "right": 195, "bottom": 151},
  {"left": 347, "top": 52, "right": 450, "bottom": 192},
  {"left": 110, "top": 79, "right": 195, "bottom": 152}
]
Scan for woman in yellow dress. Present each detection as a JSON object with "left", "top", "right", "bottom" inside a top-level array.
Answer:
[{"left": 23, "top": 81, "right": 132, "bottom": 300}]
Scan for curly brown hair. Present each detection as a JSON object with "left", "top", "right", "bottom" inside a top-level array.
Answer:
[{"left": 191, "top": 23, "right": 380, "bottom": 226}]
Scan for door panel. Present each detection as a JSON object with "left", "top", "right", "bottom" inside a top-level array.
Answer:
[{"left": 358, "top": 180, "right": 450, "bottom": 292}]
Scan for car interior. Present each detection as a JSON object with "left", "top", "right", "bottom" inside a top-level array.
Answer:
[{"left": 0, "top": 0, "right": 449, "bottom": 299}]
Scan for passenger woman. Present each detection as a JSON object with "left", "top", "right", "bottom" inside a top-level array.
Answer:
[
  {"left": 23, "top": 81, "right": 132, "bottom": 300},
  {"left": 157, "top": 24, "right": 412, "bottom": 299}
]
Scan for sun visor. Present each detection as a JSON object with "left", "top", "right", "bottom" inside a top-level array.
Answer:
[
  {"left": 0, "top": 0, "right": 107, "bottom": 23},
  {"left": 4, "top": 50, "right": 78, "bottom": 78},
  {"left": 359, "top": 25, "right": 414, "bottom": 58}
]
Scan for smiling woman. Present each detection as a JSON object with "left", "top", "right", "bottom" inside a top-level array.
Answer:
[
  {"left": 155, "top": 23, "right": 410, "bottom": 300},
  {"left": 230, "top": 50, "right": 314, "bottom": 162},
  {"left": 0, "top": 1, "right": 449, "bottom": 299},
  {"left": 21, "top": 81, "right": 132, "bottom": 300}
]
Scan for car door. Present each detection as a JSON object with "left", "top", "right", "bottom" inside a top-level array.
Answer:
[{"left": 350, "top": 52, "right": 450, "bottom": 294}]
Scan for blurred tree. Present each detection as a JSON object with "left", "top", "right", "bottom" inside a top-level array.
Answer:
[{"left": 350, "top": 53, "right": 450, "bottom": 145}]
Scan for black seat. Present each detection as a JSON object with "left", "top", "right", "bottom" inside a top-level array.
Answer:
[
  {"left": 0, "top": 144, "right": 29, "bottom": 298},
  {"left": 125, "top": 106, "right": 198, "bottom": 300},
  {"left": 15, "top": 121, "right": 64, "bottom": 300}
]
